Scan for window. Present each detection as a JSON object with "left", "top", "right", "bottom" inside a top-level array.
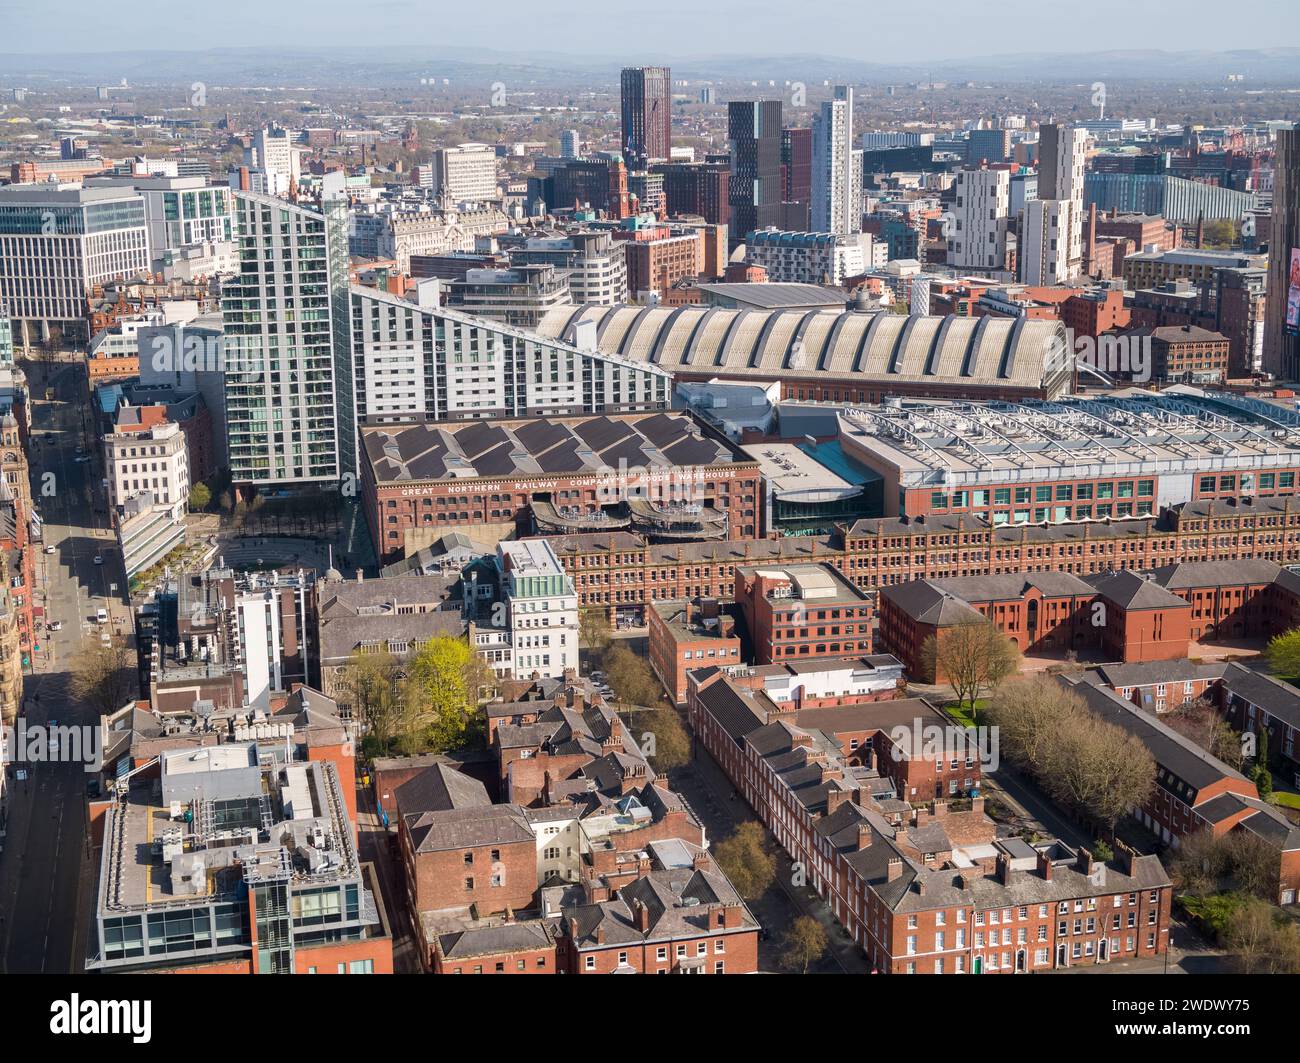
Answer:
[{"left": 584, "top": 956, "right": 596, "bottom": 971}]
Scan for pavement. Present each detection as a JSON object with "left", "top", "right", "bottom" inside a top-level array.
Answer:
[
  {"left": 354, "top": 780, "right": 423, "bottom": 974},
  {"left": 0, "top": 359, "right": 126, "bottom": 974}
]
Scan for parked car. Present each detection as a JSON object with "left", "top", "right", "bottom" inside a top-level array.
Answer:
[
  {"left": 93, "top": 555, "right": 104, "bottom": 565},
  {"left": 47, "top": 620, "right": 62, "bottom": 631},
  {"left": 44, "top": 544, "right": 55, "bottom": 554}
]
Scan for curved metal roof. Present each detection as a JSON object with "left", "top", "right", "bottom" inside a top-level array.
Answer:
[{"left": 537, "top": 305, "right": 1070, "bottom": 394}]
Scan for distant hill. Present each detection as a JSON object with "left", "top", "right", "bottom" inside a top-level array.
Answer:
[{"left": 2, "top": 45, "right": 1299, "bottom": 87}]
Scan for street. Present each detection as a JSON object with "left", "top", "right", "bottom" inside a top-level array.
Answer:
[{"left": 0, "top": 358, "right": 128, "bottom": 974}]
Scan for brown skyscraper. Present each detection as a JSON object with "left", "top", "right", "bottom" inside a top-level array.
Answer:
[
  {"left": 620, "top": 66, "right": 672, "bottom": 167},
  {"left": 1265, "top": 123, "right": 1300, "bottom": 380}
]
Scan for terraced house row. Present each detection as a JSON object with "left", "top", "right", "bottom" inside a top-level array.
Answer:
[
  {"left": 537, "top": 494, "right": 1300, "bottom": 623},
  {"left": 685, "top": 668, "right": 1173, "bottom": 973}
]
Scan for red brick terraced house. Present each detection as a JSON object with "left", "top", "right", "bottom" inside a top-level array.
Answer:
[
  {"left": 687, "top": 670, "right": 1173, "bottom": 972},
  {"left": 1062, "top": 673, "right": 1300, "bottom": 906}
]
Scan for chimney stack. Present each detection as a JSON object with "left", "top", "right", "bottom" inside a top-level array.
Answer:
[
  {"left": 886, "top": 857, "right": 903, "bottom": 882},
  {"left": 1036, "top": 848, "right": 1053, "bottom": 881},
  {"left": 856, "top": 823, "right": 872, "bottom": 852},
  {"left": 995, "top": 852, "right": 1012, "bottom": 885}
]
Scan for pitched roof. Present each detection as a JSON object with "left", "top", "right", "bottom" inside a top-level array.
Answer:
[
  {"left": 879, "top": 580, "right": 986, "bottom": 625},
  {"left": 1087, "top": 568, "right": 1190, "bottom": 610}
]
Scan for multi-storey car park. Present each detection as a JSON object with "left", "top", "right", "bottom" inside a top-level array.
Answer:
[
  {"left": 534, "top": 305, "right": 1074, "bottom": 403},
  {"left": 833, "top": 387, "right": 1300, "bottom": 522}
]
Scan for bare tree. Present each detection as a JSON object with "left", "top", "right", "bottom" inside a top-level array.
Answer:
[
  {"left": 1041, "top": 712, "right": 1154, "bottom": 836},
  {"left": 780, "top": 916, "right": 828, "bottom": 974},
  {"left": 1164, "top": 697, "right": 1244, "bottom": 770},
  {"left": 70, "top": 637, "right": 135, "bottom": 717},
  {"left": 987, "top": 674, "right": 1085, "bottom": 769},
  {"left": 922, "top": 620, "right": 1021, "bottom": 716}
]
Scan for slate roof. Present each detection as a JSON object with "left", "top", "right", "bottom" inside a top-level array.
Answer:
[
  {"left": 1220, "top": 662, "right": 1300, "bottom": 731},
  {"left": 1148, "top": 558, "right": 1284, "bottom": 591},
  {"left": 879, "top": 580, "right": 986, "bottom": 625},
  {"left": 436, "top": 920, "right": 557, "bottom": 961},
  {"left": 363, "top": 412, "right": 741, "bottom": 485},
  {"left": 1087, "top": 568, "right": 1190, "bottom": 610},
  {"left": 395, "top": 762, "right": 493, "bottom": 815}
]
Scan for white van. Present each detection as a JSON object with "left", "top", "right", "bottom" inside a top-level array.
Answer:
[{"left": 96, "top": 607, "right": 108, "bottom": 624}]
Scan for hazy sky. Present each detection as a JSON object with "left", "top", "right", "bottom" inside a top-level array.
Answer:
[{"left": 2, "top": 0, "right": 1297, "bottom": 60}]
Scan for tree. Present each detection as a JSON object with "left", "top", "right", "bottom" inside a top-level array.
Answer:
[
  {"left": 713, "top": 822, "right": 776, "bottom": 901},
  {"left": 922, "top": 620, "right": 1020, "bottom": 717},
  {"left": 1202, "top": 218, "right": 1237, "bottom": 250},
  {"left": 188, "top": 482, "right": 212, "bottom": 511},
  {"left": 989, "top": 676, "right": 1154, "bottom": 836},
  {"left": 337, "top": 648, "right": 403, "bottom": 754},
  {"left": 1264, "top": 627, "right": 1300, "bottom": 678},
  {"left": 70, "top": 637, "right": 134, "bottom": 717},
  {"left": 636, "top": 707, "right": 691, "bottom": 771},
  {"left": 987, "top": 674, "right": 1085, "bottom": 769},
  {"left": 405, "top": 636, "right": 485, "bottom": 752},
  {"left": 1253, "top": 727, "right": 1273, "bottom": 797},
  {"left": 603, "top": 642, "right": 661, "bottom": 707},
  {"left": 579, "top": 607, "right": 611, "bottom": 655},
  {"left": 1163, "top": 697, "right": 1244, "bottom": 770},
  {"left": 780, "top": 916, "right": 828, "bottom": 974},
  {"left": 1041, "top": 712, "right": 1155, "bottom": 836},
  {"left": 1222, "top": 831, "right": 1282, "bottom": 902},
  {"left": 1169, "top": 829, "right": 1231, "bottom": 896}
]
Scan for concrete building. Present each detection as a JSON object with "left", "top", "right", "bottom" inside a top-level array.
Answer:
[
  {"left": 479, "top": 539, "right": 580, "bottom": 681},
  {"left": 506, "top": 229, "right": 628, "bottom": 304},
  {"left": 86, "top": 174, "right": 234, "bottom": 269},
  {"left": 104, "top": 411, "right": 190, "bottom": 522},
  {"left": 745, "top": 229, "right": 877, "bottom": 285},
  {"left": 0, "top": 184, "right": 150, "bottom": 348},
  {"left": 812, "top": 86, "right": 861, "bottom": 237},
  {"left": 444, "top": 265, "right": 572, "bottom": 328},
  {"left": 431, "top": 143, "right": 499, "bottom": 205},
  {"left": 89, "top": 746, "right": 391, "bottom": 974},
  {"left": 1021, "top": 124, "right": 1087, "bottom": 285},
  {"left": 349, "top": 284, "right": 670, "bottom": 426},
  {"left": 949, "top": 167, "right": 1012, "bottom": 273},
  {"left": 247, "top": 127, "right": 300, "bottom": 197}
]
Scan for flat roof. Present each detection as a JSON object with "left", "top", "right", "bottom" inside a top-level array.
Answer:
[
  {"left": 837, "top": 389, "right": 1300, "bottom": 485},
  {"left": 740, "top": 443, "right": 858, "bottom": 501}
]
